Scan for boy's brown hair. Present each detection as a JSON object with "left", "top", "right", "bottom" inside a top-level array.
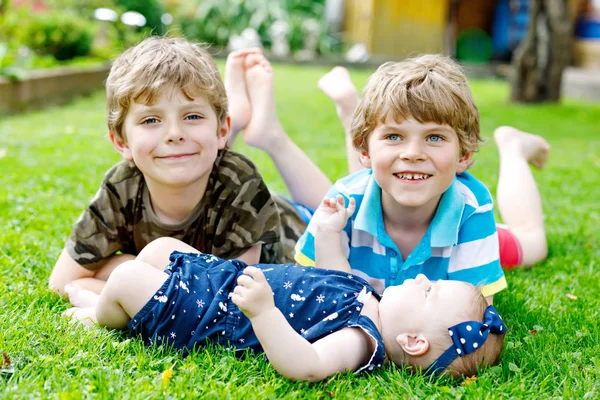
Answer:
[
  {"left": 351, "top": 54, "right": 482, "bottom": 158},
  {"left": 106, "top": 36, "right": 228, "bottom": 141}
]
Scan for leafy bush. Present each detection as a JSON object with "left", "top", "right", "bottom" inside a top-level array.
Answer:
[
  {"left": 17, "top": 12, "right": 95, "bottom": 61},
  {"left": 176, "top": 0, "right": 342, "bottom": 55},
  {"left": 115, "top": 0, "right": 165, "bottom": 35}
]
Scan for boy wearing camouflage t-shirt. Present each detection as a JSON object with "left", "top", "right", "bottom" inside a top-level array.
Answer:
[{"left": 49, "top": 37, "right": 287, "bottom": 295}]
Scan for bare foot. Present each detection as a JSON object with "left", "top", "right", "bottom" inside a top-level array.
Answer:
[
  {"left": 243, "top": 53, "right": 287, "bottom": 153},
  {"left": 224, "top": 48, "right": 262, "bottom": 143},
  {"left": 64, "top": 307, "right": 97, "bottom": 327},
  {"left": 317, "top": 67, "right": 359, "bottom": 117},
  {"left": 494, "top": 126, "right": 550, "bottom": 169},
  {"left": 65, "top": 284, "right": 100, "bottom": 309}
]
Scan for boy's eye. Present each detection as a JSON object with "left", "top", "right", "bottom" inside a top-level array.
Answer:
[
  {"left": 386, "top": 134, "right": 401, "bottom": 141},
  {"left": 427, "top": 134, "right": 444, "bottom": 142},
  {"left": 142, "top": 117, "right": 159, "bottom": 125},
  {"left": 185, "top": 114, "right": 203, "bottom": 120}
]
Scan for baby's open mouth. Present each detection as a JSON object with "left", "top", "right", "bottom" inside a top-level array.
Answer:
[{"left": 393, "top": 173, "right": 432, "bottom": 181}]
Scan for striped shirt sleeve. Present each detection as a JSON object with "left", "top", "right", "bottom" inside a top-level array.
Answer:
[{"left": 447, "top": 191, "right": 506, "bottom": 297}]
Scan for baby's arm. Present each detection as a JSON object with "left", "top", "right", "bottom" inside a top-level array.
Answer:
[
  {"left": 313, "top": 195, "right": 355, "bottom": 273},
  {"left": 231, "top": 266, "right": 370, "bottom": 381}
]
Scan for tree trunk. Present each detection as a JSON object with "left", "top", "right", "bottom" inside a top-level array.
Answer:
[{"left": 511, "top": 0, "right": 576, "bottom": 103}]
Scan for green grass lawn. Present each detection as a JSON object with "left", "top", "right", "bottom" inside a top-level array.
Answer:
[{"left": 1, "top": 63, "right": 599, "bottom": 399}]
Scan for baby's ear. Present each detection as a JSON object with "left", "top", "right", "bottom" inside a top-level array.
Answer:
[
  {"left": 396, "top": 333, "right": 429, "bottom": 356},
  {"left": 109, "top": 131, "right": 133, "bottom": 161}
]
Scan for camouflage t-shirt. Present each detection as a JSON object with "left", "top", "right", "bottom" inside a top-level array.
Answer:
[{"left": 66, "top": 149, "right": 286, "bottom": 270}]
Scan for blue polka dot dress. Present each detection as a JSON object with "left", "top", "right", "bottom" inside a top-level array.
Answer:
[{"left": 128, "top": 251, "right": 385, "bottom": 374}]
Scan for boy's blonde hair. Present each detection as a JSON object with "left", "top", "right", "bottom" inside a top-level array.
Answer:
[
  {"left": 351, "top": 55, "right": 482, "bottom": 158},
  {"left": 106, "top": 36, "right": 228, "bottom": 141},
  {"left": 401, "top": 284, "right": 506, "bottom": 378}
]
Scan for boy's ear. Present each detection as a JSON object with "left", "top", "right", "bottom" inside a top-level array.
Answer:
[
  {"left": 396, "top": 333, "right": 430, "bottom": 356},
  {"left": 456, "top": 151, "right": 472, "bottom": 173},
  {"left": 109, "top": 131, "right": 133, "bottom": 161},
  {"left": 217, "top": 116, "right": 231, "bottom": 150},
  {"left": 359, "top": 150, "right": 372, "bottom": 168}
]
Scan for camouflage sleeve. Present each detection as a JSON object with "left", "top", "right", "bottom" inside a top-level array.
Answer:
[
  {"left": 212, "top": 177, "right": 280, "bottom": 260},
  {"left": 65, "top": 182, "right": 130, "bottom": 271}
]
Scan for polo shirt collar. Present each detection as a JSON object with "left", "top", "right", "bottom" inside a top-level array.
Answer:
[
  {"left": 430, "top": 177, "right": 464, "bottom": 247},
  {"left": 353, "top": 172, "right": 464, "bottom": 248},
  {"left": 353, "top": 171, "right": 381, "bottom": 236}
]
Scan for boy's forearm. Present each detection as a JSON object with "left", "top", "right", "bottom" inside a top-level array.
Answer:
[
  {"left": 315, "top": 230, "right": 352, "bottom": 273},
  {"left": 49, "top": 250, "right": 95, "bottom": 295},
  {"left": 49, "top": 250, "right": 132, "bottom": 295},
  {"left": 250, "top": 308, "right": 328, "bottom": 382}
]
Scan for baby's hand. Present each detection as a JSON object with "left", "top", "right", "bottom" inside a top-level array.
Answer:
[
  {"left": 231, "top": 266, "right": 275, "bottom": 320},
  {"left": 312, "top": 195, "right": 356, "bottom": 233}
]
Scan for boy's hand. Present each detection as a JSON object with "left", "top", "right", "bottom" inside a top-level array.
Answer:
[
  {"left": 231, "top": 266, "right": 275, "bottom": 320},
  {"left": 313, "top": 195, "right": 356, "bottom": 233}
]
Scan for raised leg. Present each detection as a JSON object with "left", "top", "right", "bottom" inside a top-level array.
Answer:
[
  {"left": 494, "top": 126, "right": 550, "bottom": 266},
  {"left": 317, "top": 67, "right": 362, "bottom": 174},
  {"left": 242, "top": 53, "right": 332, "bottom": 209},
  {"left": 225, "top": 48, "right": 263, "bottom": 144}
]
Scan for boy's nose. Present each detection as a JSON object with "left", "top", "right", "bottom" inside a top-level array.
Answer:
[
  {"left": 165, "top": 123, "right": 185, "bottom": 142},
  {"left": 399, "top": 140, "right": 425, "bottom": 161}
]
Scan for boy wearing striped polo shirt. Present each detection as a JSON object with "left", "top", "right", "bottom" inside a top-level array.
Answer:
[{"left": 295, "top": 55, "right": 523, "bottom": 303}]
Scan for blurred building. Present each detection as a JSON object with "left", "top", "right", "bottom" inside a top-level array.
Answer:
[{"left": 342, "top": 0, "right": 596, "bottom": 65}]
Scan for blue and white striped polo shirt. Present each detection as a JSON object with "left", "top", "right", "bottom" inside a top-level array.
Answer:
[{"left": 295, "top": 168, "right": 507, "bottom": 297}]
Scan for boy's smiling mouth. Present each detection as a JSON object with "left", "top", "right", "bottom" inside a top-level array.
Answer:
[
  {"left": 393, "top": 172, "right": 432, "bottom": 181},
  {"left": 156, "top": 152, "right": 197, "bottom": 161}
]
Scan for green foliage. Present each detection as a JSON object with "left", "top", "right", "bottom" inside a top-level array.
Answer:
[
  {"left": 116, "top": 0, "right": 165, "bottom": 35},
  {"left": 16, "top": 11, "right": 95, "bottom": 61},
  {"left": 1, "top": 65, "right": 599, "bottom": 397},
  {"left": 176, "top": 0, "right": 342, "bottom": 54},
  {"left": 0, "top": 43, "right": 26, "bottom": 80},
  {"left": 45, "top": 0, "right": 122, "bottom": 19}
]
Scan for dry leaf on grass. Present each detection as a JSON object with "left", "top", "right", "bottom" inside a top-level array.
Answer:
[
  {"left": 1, "top": 352, "right": 9, "bottom": 369},
  {"left": 462, "top": 375, "right": 477, "bottom": 385},
  {"left": 566, "top": 294, "right": 578, "bottom": 300}
]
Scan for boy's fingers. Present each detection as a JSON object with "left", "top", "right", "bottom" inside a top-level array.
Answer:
[
  {"left": 322, "top": 198, "right": 335, "bottom": 208},
  {"left": 347, "top": 198, "right": 357, "bottom": 216}
]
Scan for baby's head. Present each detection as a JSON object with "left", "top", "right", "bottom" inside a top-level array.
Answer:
[
  {"left": 351, "top": 54, "right": 482, "bottom": 164},
  {"left": 106, "top": 36, "right": 228, "bottom": 142},
  {"left": 379, "top": 274, "right": 506, "bottom": 377}
]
